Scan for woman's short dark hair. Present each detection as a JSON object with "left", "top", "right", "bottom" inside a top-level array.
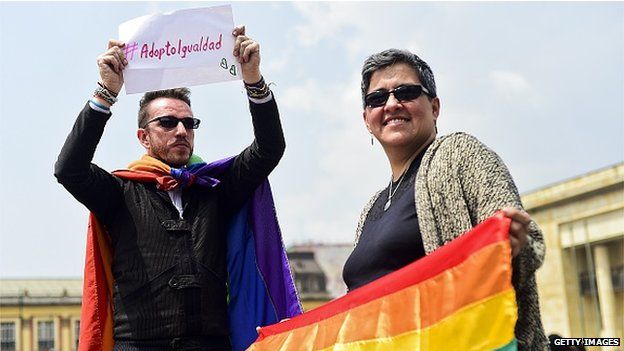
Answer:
[
  {"left": 361, "top": 49, "right": 437, "bottom": 107},
  {"left": 138, "top": 88, "right": 192, "bottom": 128}
]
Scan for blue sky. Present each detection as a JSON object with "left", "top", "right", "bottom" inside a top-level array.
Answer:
[{"left": 1, "top": 2, "right": 622, "bottom": 277}]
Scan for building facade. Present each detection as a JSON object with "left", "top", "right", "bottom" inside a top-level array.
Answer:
[
  {"left": 288, "top": 244, "right": 352, "bottom": 299},
  {"left": 286, "top": 251, "right": 332, "bottom": 311},
  {"left": 524, "top": 163, "right": 624, "bottom": 342},
  {"left": 0, "top": 279, "right": 82, "bottom": 351}
]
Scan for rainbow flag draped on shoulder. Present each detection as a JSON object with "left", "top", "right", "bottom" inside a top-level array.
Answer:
[
  {"left": 248, "top": 212, "right": 518, "bottom": 351},
  {"left": 79, "top": 155, "right": 302, "bottom": 351}
]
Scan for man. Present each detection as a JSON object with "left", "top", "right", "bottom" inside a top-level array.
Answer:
[{"left": 55, "top": 26, "right": 298, "bottom": 351}]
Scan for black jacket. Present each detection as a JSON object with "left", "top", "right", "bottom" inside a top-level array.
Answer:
[{"left": 55, "top": 98, "right": 285, "bottom": 344}]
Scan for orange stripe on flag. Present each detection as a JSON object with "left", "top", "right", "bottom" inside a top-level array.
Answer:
[
  {"left": 315, "top": 291, "right": 517, "bottom": 351},
  {"left": 248, "top": 213, "right": 516, "bottom": 351},
  {"left": 80, "top": 215, "right": 114, "bottom": 351},
  {"left": 250, "top": 241, "right": 513, "bottom": 350}
]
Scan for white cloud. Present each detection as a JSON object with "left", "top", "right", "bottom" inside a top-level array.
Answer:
[
  {"left": 290, "top": 3, "right": 438, "bottom": 60},
  {"left": 489, "top": 70, "right": 530, "bottom": 93},
  {"left": 266, "top": 46, "right": 294, "bottom": 73},
  {"left": 487, "top": 70, "right": 542, "bottom": 108},
  {"left": 279, "top": 79, "right": 320, "bottom": 112},
  {"left": 292, "top": 3, "right": 358, "bottom": 47},
  {"left": 145, "top": 2, "right": 162, "bottom": 15},
  {"left": 275, "top": 72, "right": 389, "bottom": 245}
]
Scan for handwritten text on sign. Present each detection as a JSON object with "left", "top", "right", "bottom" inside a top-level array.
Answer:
[
  {"left": 129, "top": 35, "right": 223, "bottom": 60},
  {"left": 119, "top": 5, "right": 241, "bottom": 94}
]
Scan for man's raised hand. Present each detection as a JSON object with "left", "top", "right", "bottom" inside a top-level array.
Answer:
[
  {"left": 97, "top": 40, "right": 127, "bottom": 95},
  {"left": 232, "top": 25, "right": 261, "bottom": 84}
]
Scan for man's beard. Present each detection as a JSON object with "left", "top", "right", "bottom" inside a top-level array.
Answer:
[{"left": 152, "top": 143, "right": 193, "bottom": 168}]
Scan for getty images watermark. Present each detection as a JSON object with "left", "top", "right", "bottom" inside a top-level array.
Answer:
[{"left": 552, "top": 337, "right": 621, "bottom": 348}]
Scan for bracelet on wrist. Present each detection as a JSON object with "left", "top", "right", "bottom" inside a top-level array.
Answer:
[
  {"left": 89, "top": 98, "right": 110, "bottom": 110},
  {"left": 244, "top": 76, "right": 264, "bottom": 87},
  {"left": 244, "top": 76, "right": 270, "bottom": 99},
  {"left": 97, "top": 81, "right": 119, "bottom": 97},
  {"left": 94, "top": 85, "right": 118, "bottom": 105},
  {"left": 89, "top": 99, "right": 111, "bottom": 113}
]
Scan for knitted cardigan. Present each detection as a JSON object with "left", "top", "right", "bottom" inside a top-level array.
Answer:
[{"left": 355, "top": 132, "right": 549, "bottom": 351}]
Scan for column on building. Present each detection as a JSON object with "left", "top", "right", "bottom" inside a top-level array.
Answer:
[{"left": 592, "top": 244, "right": 617, "bottom": 338}]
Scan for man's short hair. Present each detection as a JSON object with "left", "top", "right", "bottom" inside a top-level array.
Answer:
[
  {"left": 361, "top": 49, "right": 437, "bottom": 108},
  {"left": 138, "top": 88, "right": 192, "bottom": 128}
]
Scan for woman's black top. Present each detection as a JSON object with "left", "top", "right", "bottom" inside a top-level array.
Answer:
[{"left": 342, "top": 144, "right": 430, "bottom": 291}]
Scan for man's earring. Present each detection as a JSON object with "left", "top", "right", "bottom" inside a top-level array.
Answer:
[{"left": 370, "top": 134, "right": 374, "bottom": 146}]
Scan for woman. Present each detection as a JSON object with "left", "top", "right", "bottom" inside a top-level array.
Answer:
[{"left": 342, "top": 49, "right": 548, "bottom": 350}]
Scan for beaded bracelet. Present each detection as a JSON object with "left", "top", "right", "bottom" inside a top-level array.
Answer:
[
  {"left": 244, "top": 76, "right": 271, "bottom": 99},
  {"left": 97, "top": 81, "right": 119, "bottom": 97},
  {"left": 94, "top": 86, "right": 118, "bottom": 105}
]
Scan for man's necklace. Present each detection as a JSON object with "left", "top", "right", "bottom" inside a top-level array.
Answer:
[{"left": 383, "top": 167, "right": 409, "bottom": 212}]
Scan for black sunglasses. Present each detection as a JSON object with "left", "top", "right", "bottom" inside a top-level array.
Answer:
[
  {"left": 143, "top": 116, "right": 201, "bottom": 130},
  {"left": 364, "top": 84, "right": 431, "bottom": 108}
]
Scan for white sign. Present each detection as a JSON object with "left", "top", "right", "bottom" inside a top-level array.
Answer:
[{"left": 119, "top": 5, "right": 241, "bottom": 94}]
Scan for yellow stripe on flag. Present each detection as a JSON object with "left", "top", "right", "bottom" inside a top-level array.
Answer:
[
  {"left": 249, "top": 241, "right": 514, "bottom": 350},
  {"left": 321, "top": 290, "right": 517, "bottom": 351},
  {"left": 248, "top": 213, "right": 517, "bottom": 351}
]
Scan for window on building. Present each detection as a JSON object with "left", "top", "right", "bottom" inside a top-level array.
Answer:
[
  {"left": 303, "top": 275, "right": 315, "bottom": 293},
  {"left": 37, "top": 320, "right": 55, "bottom": 351},
  {"left": 318, "top": 276, "right": 326, "bottom": 292},
  {"left": 611, "top": 265, "right": 624, "bottom": 292},
  {"left": 0, "top": 322, "right": 16, "bottom": 351},
  {"left": 74, "top": 320, "right": 80, "bottom": 351},
  {"left": 295, "top": 280, "right": 303, "bottom": 293},
  {"left": 310, "top": 276, "right": 320, "bottom": 292}
]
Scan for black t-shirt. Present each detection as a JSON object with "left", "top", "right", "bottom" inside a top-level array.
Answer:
[{"left": 342, "top": 144, "right": 430, "bottom": 291}]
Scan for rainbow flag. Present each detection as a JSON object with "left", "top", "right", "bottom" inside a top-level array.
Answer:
[
  {"left": 78, "top": 155, "right": 302, "bottom": 351},
  {"left": 248, "top": 212, "right": 518, "bottom": 351}
]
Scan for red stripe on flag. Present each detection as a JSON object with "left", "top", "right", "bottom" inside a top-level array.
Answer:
[{"left": 257, "top": 212, "right": 511, "bottom": 338}]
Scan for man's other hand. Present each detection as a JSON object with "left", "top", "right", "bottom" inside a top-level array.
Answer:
[
  {"left": 97, "top": 40, "right": 127, "bottom": 95},
  {"left": 232, "top": 25, "right": 261, "bottom": 84}
]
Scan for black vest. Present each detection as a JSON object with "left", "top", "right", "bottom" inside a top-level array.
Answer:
[{"left": 107, "top": 180, "right": 229, "bottom": 341}]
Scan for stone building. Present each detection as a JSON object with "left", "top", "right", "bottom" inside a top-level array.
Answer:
[
  {"left": 0, "top": 279, "right": 82, "bottom": 351},
  {"left": 288, "top": 244, "right": 352, "bottom": 299},
  {"left": 286, "top": 251, "right": 331, "bottom": 311},
  {"left": 524, "top": 163, "right": 623, "bottom": 342}
]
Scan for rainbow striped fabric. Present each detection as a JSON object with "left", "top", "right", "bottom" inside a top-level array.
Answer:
[
  {"left": 79, "top": 155, "right": 301, "bottom": 351},
  {"left": 248, "top": 212, "right": 518, "bottom": 351}
]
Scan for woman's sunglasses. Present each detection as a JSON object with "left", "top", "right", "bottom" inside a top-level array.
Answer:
[
  {"left": 143, "top": 116, "right": 201, "bottom": 130},
  {"left": 364, "top": 84, "right": 431, "bottom": 108}
]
